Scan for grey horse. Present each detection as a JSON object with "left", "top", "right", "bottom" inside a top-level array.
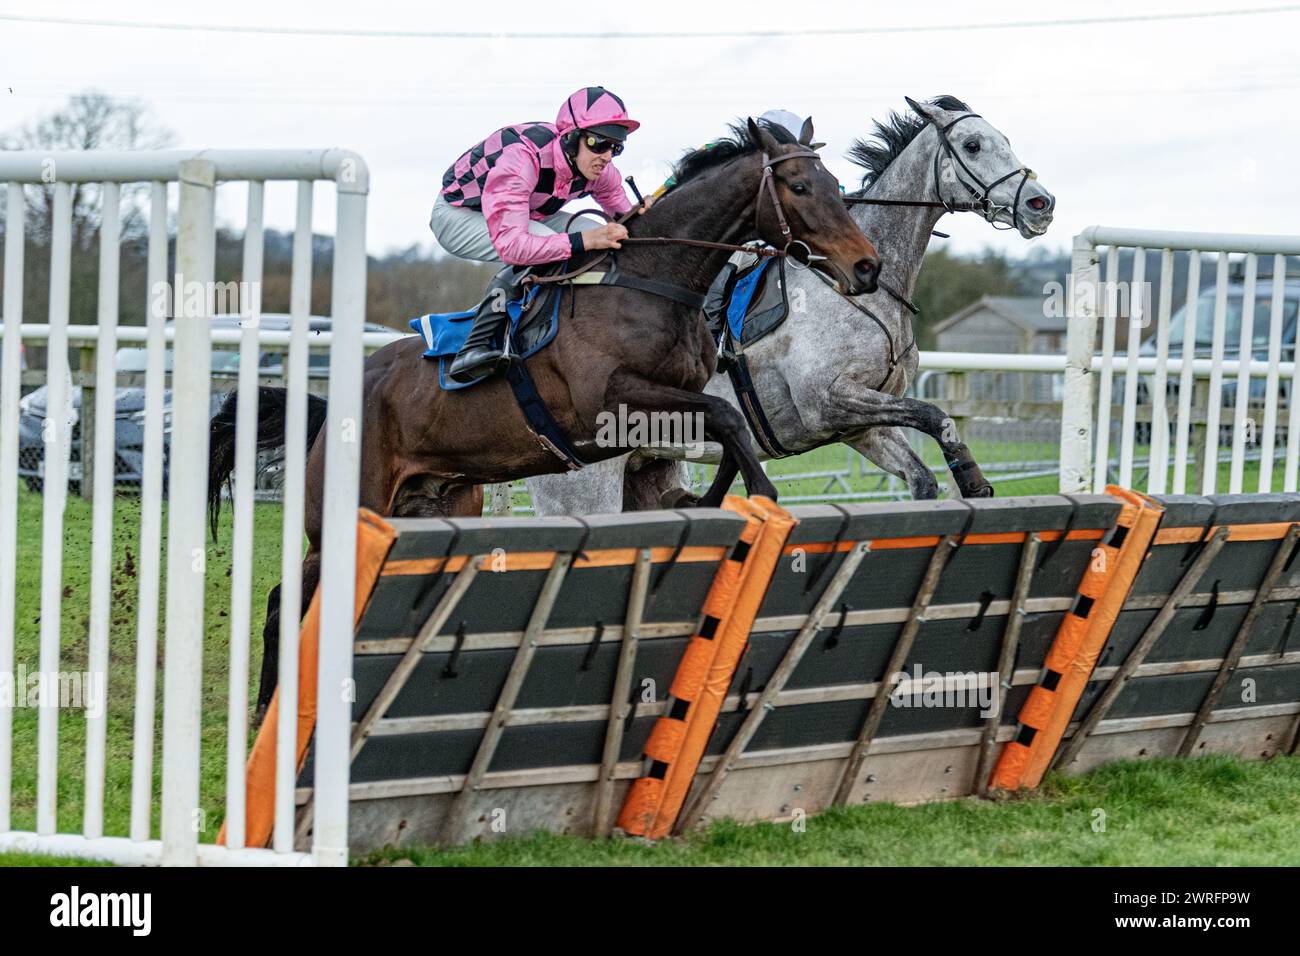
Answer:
[{"left": 526, "top": 96, "right": 1055, "bottom": 515}]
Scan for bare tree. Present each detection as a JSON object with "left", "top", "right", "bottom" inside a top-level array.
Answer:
[
  {"left": 1, "top": 90, "right": 175, "bottom": 247},
  {"left": 0, "top": 92, "right": 177, "bottom": 329}
]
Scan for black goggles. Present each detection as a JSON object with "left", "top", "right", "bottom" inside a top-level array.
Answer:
[{"left": 581, "top": 132, "right": 624, "bottom": 156}]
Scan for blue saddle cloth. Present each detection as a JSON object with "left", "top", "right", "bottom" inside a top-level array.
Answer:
[
  {"left": 726, "top": 258, "right": 770, "bottom": 341},
  {"left": 409, "top": 286, "right": 562, "bottom": 391},
  {"left": 724, "top": 257, "right": 788, "bottom": 347}
]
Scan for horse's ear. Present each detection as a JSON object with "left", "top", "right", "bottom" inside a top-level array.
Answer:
[
  {"left": 746, "top": 116, "right": 779, "bottom": 153},
  {"left": 905, "top": 96, "right": 938, "bottom": 124},
  {"left": 798, "top": 116, "right": 815, "bottom": 146}
]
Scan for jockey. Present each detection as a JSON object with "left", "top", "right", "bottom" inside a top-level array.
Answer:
[{"left": 431, "top": 86, "right": 642, "bottom": 382}]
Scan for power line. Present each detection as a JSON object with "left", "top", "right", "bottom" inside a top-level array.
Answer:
[
  {"left": 12, "top": 80, "right": 1300, "bottom": 110},
  {"left": 1, "top": 5, "right": 1298, "bottom": 40}
]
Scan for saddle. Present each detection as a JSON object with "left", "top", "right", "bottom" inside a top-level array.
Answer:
[
  {"left": 407, "top": 256, "right": 710, "bottom": 471},
  {"left": 705, "top": 255, "right": 791, "bottom": 350},
  {"left": 410, "top": 275, "right": 563, "bottom": 392}
]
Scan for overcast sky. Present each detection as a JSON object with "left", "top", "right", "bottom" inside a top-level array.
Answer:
[{"left": 3, "top": 0, "right": 1299, "bottom": 259}]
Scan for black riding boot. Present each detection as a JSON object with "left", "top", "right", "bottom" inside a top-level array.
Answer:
[
  {"left": 448, "top": 266, "right": 524, "bottom": 383},
  {"left": 703, "top": 261, "right": 740, "bottom": 336}
]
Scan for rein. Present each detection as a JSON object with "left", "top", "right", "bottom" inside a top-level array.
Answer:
[
  {"left": 620, "top": 237, "right": 785, "bottom": 255},
  {"left": 842, "top": 196, "right": 981, "bottom": 211},
  {"left": 522, "top": 147, "right": 824, "bottom": 289},
  {"left": 810, "top": 267, "right": 916, "bottom": 392}
]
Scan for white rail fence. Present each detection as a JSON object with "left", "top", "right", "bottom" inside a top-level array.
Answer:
[
  {"left": 3, "top": 324, "right": 401, "bottom": 498},
  {"left": 0, "top": 150, "right": 368, "bottom": 866},
  {"left": 1062, "top": 226, "right": 1300, "bottom": 495}
]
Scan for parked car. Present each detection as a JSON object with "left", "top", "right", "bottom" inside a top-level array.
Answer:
[
  {"left": 1142, "top": 275, "right": 1300, "bottom": 380},
  {"left": 17, "top": 383, "right": 169, "bottom": 494},
  {"left": 18, "top": 313, "right": 396, "bottom": 494},
  {"left": 1106, "top": 276, "right": 1300, "bottom": 442}
]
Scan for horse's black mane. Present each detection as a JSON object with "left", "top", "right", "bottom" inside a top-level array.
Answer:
[
  {"left": 667, "top": 119, "right": 798, "bottom": 191},
  {"left": 846, "top": 95, "right": 971, "bottom": 191}
]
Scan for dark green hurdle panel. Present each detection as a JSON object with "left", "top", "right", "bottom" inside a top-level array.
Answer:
[
  {"left": 316, "top": 508, "right": 746, "bottom": 786},
  {"left": 1076, "top": 493, "right": 1300, "bottom": 726},
  {"left": 717, "top": 496, "right": 1122, "bottom": 756}
]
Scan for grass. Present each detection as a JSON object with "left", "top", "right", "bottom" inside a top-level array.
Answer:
[
  {"left": 529, "top": 438, "right": 1262, "bottom": 506},
  {"left": 761, "top": 439, "right": 1063, "bottom": 498},
  {"left": 0, "top": 851, "right": 112, "bottom": 867},
  {"left": 755, "top": 440, "right": 1273, "bottom": 502},
  {"left": 6, "top": 755, "right": 1299, "bottom": 867},
  {"left": 4, "top": 486, "right": 288, "bottom": 843},
  {"left": 353, "top": 756, "right": 1300, "bottom": 867}
]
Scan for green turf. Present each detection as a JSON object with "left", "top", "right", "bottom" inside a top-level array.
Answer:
[
  {"left": 0, "top": 851, "right": 111, "bottom": 867},
  {"left": 352, "top": 756, "right": 1300, "bottom": 867},
  {"left": 502, "top": 440, "right": 1258, "bottom": 507},
  {"left": 5, "top": 756, "right": 1298, "bottom": 867},
  {"left": 4, "top": 487, "right": 288, "bottom": 844},
  {"left": 755, "top": 441, "right": 1272, "bottom": 501}
]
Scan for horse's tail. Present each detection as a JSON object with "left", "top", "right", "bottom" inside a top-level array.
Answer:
[{"left": 207, "top": 386, "right": 329, "bottom": 540}]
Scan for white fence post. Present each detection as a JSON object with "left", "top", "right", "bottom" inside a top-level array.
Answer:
[
  {"left": 312, "top": 154, "right": 370, "bottom": 867},
  {"left": 1063, "top": 226, "right": 1300, "bottom": 496},
  {"left": 224, "top": 181, "right": 265, "bottom": 851},
  {"left": 1060, "top": 234, "right": 1100, "bottom": 493},
  {"left": 129, "top": 181, "right": 170, "bottom": 843},
  {"left": 36, "top": 181, "right": 73, "bottom": 836},
  {"left": 84, "top": 181, "right": 121, "bottom": 839},
  {"left": 0, "top": 149, "right": 373, "bottom": 867},
  {"left": 0, "top": 182, "right": 27, "bottom": 835},
  {"left": 273, "top": 182, "right": 313, "bottom": 854},
  {"left": 160, "top": 159, "right": 216, "bottom": 866}
]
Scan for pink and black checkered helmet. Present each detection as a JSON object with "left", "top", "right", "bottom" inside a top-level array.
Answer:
[{"left": 557, "top": 86, "right": 640, "bottom": 141}]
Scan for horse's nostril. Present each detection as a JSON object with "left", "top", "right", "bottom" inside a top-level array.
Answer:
[
  {"left": 1028, "top": 196, "right": 1049, "bottom": 212},
  {"left": 852, "top": 258, "right": 879, "bottom": 291}
]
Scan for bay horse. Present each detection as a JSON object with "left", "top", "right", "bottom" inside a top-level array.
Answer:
[{"left": 210, "top": 117, "right": 880, "bottom": 715}]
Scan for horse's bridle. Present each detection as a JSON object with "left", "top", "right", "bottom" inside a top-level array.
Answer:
[
  {"left": 931, "top": 113, "right": 1036, "bottom": 232},
  {"left": 758, "top": 147, "right": 829, "bottom": 266}
]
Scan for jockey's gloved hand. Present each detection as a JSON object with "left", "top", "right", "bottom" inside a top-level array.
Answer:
[{"left": 583, "top": 222, "right": 627, "bottom": 251}]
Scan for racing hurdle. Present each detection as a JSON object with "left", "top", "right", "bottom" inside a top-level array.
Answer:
[{"left": 239, "top": 490, "right": 1300, "bottom": 852}]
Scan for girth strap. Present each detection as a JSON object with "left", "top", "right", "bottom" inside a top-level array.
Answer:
[
  {"left": 504, "top": 356, "right": 587, "bottom": 471},
  {"left": 599, "top": 272, "right": 707, "bottom": 309},
  {"left": 722, "top": 340, "right": 792, "bottom": 459}
]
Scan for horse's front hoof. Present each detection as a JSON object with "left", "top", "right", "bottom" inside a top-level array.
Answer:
[{"left": 945, "top": 450, "right": 993, "bottom": 500}]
